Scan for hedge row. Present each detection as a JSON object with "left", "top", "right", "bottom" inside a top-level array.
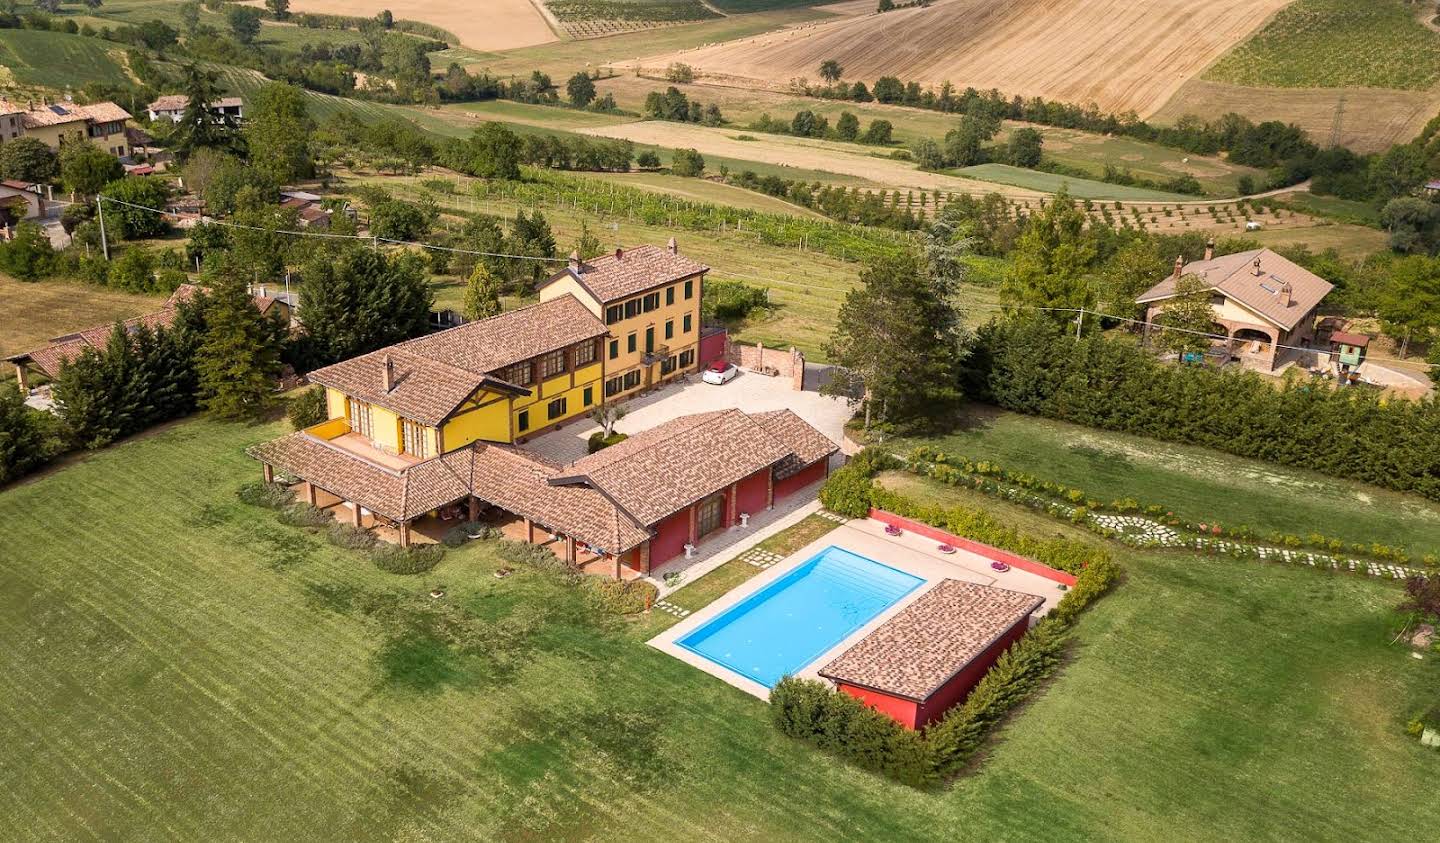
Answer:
[
  {"left": 778, "top": 459, "right": 1122, "bottom": 787},
  {"left": 821, "top": 448, "right": 1111, "bottom": 576}
]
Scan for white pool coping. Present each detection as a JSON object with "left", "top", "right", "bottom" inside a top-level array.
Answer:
[{"left": 648, "top": 517, "right": 1069, "bottom": 700}]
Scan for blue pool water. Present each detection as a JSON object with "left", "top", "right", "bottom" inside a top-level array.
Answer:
[{"left": 676, "top": 546, "right": 924, "bottom": 688}]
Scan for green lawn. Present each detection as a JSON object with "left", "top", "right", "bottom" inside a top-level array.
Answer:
[
  {"left": 0, "top": 28, "right": 131, "bottom": 88},
  {"left": 2, "top": 415, "right": 1437, "bottom": 839},
  {"left": 1204, "top": 0, "right": 1440, "bottom": 90},
  {"left": 955, "top": 163, "right": 1196, "bottom": 202},
  {"left": 890, "top": 405, "right": 1440, "bottom": 557}
]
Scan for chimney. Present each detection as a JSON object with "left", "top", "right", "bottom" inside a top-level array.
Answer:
[
  {"left": 1173, "top": 255, "right": 1183, "bottom": 280},
  {"left": 1252, "top": 257, "right": 1263, "bottom": 276},
  {"left": 1204, "top": 238, "right": 1214, "bottom": 261},
  {"left": 667, "top": 236, "right": 678, "bottom": 255},
  {"left": 568, "top": 249, "right": 581, "bottom": 271},
  {"left": 257, "top": 284, "right": 266, "bottom": 297},
  {"left": 382, "top": 355, "right": 395, "bottom": 392},
  {"left": 614, "top": 246, "right": 623, "bottom": 261},
  {"left": 1278, "top": 282, "right": 1292, "bottom": 307}
]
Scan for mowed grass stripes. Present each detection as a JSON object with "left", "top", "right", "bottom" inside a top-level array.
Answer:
[{"left": 1, "top": 416, "right": 1438, "bottom": 840}]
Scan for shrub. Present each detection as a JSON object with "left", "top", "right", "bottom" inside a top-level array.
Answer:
[
  {"left": 327, "top": 522, "right": 377, "bottom": 550},
  {"left": 236, "top": 480, "right": 294, "bottom": 509},
  {"left": 770, "top": 677, "right": 938, "bottom": 787},
  {"left": 496, "top": 539, "right": 575, "bottom": 576},
  {"left": 370, "top": 542, "right": 445, "bottom": 574},
  {"left": 441, "top": 524, "right": 472, "bottom": 547},
  {"left": 278, "top": 503, "right": 332, "bottom": 528},
  {"left": 587, "top": 431, "right": 629, "bottom": 453},
  {"left": 585, "top": 577, "right": 657, "bottom": 614},
  {"left": 287, "top": 386, "right": 327, "bottom": 430}
]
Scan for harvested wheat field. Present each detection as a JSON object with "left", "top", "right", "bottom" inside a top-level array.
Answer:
[
  {"left": 280, "top": 0, "right": 557, "bottom": 50},
  {"left": 1152, "top": 78, "right": 1440, "bottom": 153},
  {"left": 629, "top": 0, "right": 1290, "bottom": 116}
]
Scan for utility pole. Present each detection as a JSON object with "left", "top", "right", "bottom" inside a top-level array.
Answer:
[
  {"left": 1075, "top": 307, "right": 1085, "bottom": 340},
  {"left": 95, "top": 195, "right": 109, "bottom": 261}
]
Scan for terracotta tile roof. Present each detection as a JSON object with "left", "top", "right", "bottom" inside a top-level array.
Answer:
[
  {"left": 819, "top": 580, "right": 1044, "bottom": 701},
  {"left": 147, "top": 95, "right": 188, "bottom": 112},
  {"left": 1330, "top": 331, "right": 1369, "bottom": 347},
  {"left": 20, "top": 101, "right": 130, "bottom": 128},
  {"left": 307, "top": 295, "right": 607, "bottom": 426},
  {"left": 750, "top": 409, "right": 837, "bottom": 479},
  {"left": 1136, "top": 249, "right": 1333, "bottom": 332},
  {"left": 248, "top": 435, "right": 650, "bottom": 551},
  {"left": 560, "top": 409, "right": 793, "bottom": 525},
  {"left": 542, "top": 244, "right": 708, "bottom": 303}
]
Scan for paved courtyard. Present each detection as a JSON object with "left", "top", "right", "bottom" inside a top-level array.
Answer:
[{"left": 522, "top": 367, "right": 854, "bottom": 464}]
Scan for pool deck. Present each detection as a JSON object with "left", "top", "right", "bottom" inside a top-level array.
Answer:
[{"left": 648, "top": 516, "right": 1069, "bottom": 700}]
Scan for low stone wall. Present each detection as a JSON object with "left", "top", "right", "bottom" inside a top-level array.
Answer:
[{"left": 727, "top": 339, "right": 805, "bottom": 390}]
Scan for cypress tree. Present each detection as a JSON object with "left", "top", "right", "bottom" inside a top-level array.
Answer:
[{"left": 197, "top": 277, "right": 283, "bottom": 419}]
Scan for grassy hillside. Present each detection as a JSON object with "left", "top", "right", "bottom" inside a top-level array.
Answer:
[
  {"left": 955, "top": 163, "right": 1196, "bottom": 202},
  {"left": 0, "top": 28, "right": 131, "bottom": 88},
  {"left": 1204, "top": 0, "right": 1440, "bottom": 90},
  {"left": 1, "top": 415, "right": 1435, "bottom": 839}
]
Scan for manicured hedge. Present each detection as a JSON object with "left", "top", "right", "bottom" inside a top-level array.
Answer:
[{"left": 974, "top": 316, "right": 1440, "bottom": 503}]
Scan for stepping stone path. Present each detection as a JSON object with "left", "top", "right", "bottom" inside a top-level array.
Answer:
[
  {"left": 654, "top": 599, "right": 690, "bottom": 618},
  {"left": 740, "top": 548, "right": 785, "bottom": 569},
  {"left": 817, "top": 510, "right": 849, "bottom": 523}
]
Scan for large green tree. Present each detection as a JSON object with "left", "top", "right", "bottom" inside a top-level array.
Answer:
[
  {"left": 197, "top": 276, "right": 284, "bottom": 419},
  {"left": 1001, "top": 190, "right": 1098, "bottom": 322},
  {"left": 1153, "top": 274, "right": 1216, "bottom": 357},
  {"left": 465, "top": 122, "right": 521, "bottom": 180},
  {"left": 0, "top": 137, "right": 58, "bottom": 183},
  {"left": 172, "top": 65, "right": 240, "bottom": 161},
  {"left": 244, "top": 82, "right": 314, "bottom": 184},
  {"left": 99, "top": 177, "right": 171, "bottom": 240},
  {"left": 227, "top": 5, "right": 262, "bottom": 44},
  {"left": 58, "top": 135, "right": 123, "bottom": 195},
  {"left": 297, "top": 246, "right": 433, "bottom": 367},
  {"left": 462, "top": 263, "right": 502, "bottom": 322},
  {"left": 566, "top": 72, "right": 596, "bottom": 108},
  {"left": 1377, "top": 255, "right": 1440, "bottom": 357},
  {"left": 0, "top": 388, "right": 63, "bottom": 483},
  {"left": 823, "top": 249, "right": 968, "bottom": 429}
]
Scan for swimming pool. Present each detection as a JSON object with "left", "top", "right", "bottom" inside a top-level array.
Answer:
[{"left": 676, "top": 546, "right": 924, "bottom": 688}]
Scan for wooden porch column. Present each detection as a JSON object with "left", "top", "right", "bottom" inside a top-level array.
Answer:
[
  {"left": 726, "top": 482, "right": 738, "bottom": 527},
  {"left": 688, "top": 504, "right": 698, "bottom": 545},
  {"left": 765, "top": 468, "right": 774, "bottom": 510},
  {"left": 468, "top": 496, "right": 480, "bottom": 521},
  {"left": 565, "top": 535, "right": 576, "bottom": 564},
  {"left": 262, "top": 463, "right": 274, "bottom": 483},
  {"left": 613, "top": 552, "right": 621, "bottom": 579},
  {"left": 525, "top": 517, "right": 536, "bottom": 543},
  {"left": 351, "top": 501, "right": 362, "bottom": 528},
  {"left": 304, "top": 482, "right": 317, "bottom": 506},
  {"left": 640, "top": 541, "right": 651, "bottom": 576},
  {"left": 13, "top": 364, "right": 27, "bottom": 394},
  {"left": 399, "top": 520, "right": 411, "bottom": 547}
]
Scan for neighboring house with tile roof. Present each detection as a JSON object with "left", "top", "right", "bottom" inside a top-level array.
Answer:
[
  {"left": 537, "top": 239, "right": 708, "bottom": 402},
  {"left": 5, "top": 285, "right": 284, "bottom": 394},
  {"left": 5, "top": 99, "right": 132, "bottom": 158},
  {"left": 146, "top": 95, "right": 243, "bottom": 124},
  {"left": 820, "top": 579, "right": 1045, "bottom": 729},
  {"left": 248, "top": 256, "right": 836, "bottom": 573},
  {"left": 1136, "top": 244, "right": 1334, "bottom": 371}
]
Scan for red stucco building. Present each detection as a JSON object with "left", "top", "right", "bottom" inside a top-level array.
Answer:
[{"left": 819, "top": 579, "right": 1044, "bottom": 730}]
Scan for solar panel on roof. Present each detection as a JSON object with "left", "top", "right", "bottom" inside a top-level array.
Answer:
[{"left": 48, "top": 104, "right": 68, "bottom": 115}]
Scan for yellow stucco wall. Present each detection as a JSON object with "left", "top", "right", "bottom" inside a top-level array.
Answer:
[
  {"left": 539, "top": 276, "right": 603, "bottom": 318},
  {"left": 369, "top": 404, "right": 401, "bottom": 452},
  {"left": 326, "top": 388, "right": 347, "bottom": 420},
  {"left": 442, "top": 390, "right": 513, "bottom": 448}
]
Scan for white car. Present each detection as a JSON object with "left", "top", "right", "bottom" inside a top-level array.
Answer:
[{"left": 701, "top": 361, "right": 738, "bottom": 385}]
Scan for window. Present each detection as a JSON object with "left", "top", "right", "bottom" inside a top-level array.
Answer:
[
  {"left": 623, "top": 370, "right": 641, "bottom": 390},
  {"left": 402, "top": 419, "right": 428, "bottom": 458},
  {"left": 683, "top": 314, "right": 692, "bottom": 334},
  {"left": 679, "top": 349, "right": 694, "bottom": 368},
  {"left": 583, "top": 386, "right": 593, "bottom": 406},
  {"left": 517, "top": 409, "right": 529, "bottom": 432},
  {"left": 661, "top": 355, "right": 677, "bottom": 376},
  {"left": 605, "top": 304, "right": 624, "bottom": 324},
  {"left": 624, "top": 299, "right": 640, "bottom": 319},
  {"left": 346, "top": 397, "right": 372, "bottom": 438},
  {"left": 547, "top": 397, "right": 567, "bottom": 420},
  {"left": 645, "top": 327, "right": 655, "bottom": 353},
  {"left": 684, "top": 279, "right": 694, "bottom": 299},
  {"left": 665, "top": 320, "right": 674, "bottom": 340},
  {"left": 627, "top": 333, "right": 637, "bottom": 353},
  {"left": 666, "top": 286, "right": 675, "bottom": 306},
  {"left": 605, "top": 375, "right": 624, "bottom": 397},
  {"left": 574, "top": 339, "right": 597, "bottom": 367},
  {"left": 643, "top": 292, "right": 660, "bottom": 312},
  {"left": 502, "top": 361, "right": 532, "bottom": 386},
  {"left": 609, "top": 339, "right": 619, "bottom": 359},
  {"left": 538, "top": 348, "right": 566, "bottom": 380}
]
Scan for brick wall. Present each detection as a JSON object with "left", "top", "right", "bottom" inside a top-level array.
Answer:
[{"left": 726, "top": 339, "right": 806, "bottom": 391}]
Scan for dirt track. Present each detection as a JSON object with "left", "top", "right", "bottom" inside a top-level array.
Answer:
[
  {"left": 281, "top": 0, "right": 557, "bottom": 50},
  {"left": 626, "top": 0, "right": 1290, "bottom": 117}
]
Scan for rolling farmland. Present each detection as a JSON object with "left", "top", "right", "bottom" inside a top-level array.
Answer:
[
  {"left": 627, "top": 0, "right": 1291, "bottom": 117},
  {"left": 0, "top": 29, "right": 132, "bottom": 89}
]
